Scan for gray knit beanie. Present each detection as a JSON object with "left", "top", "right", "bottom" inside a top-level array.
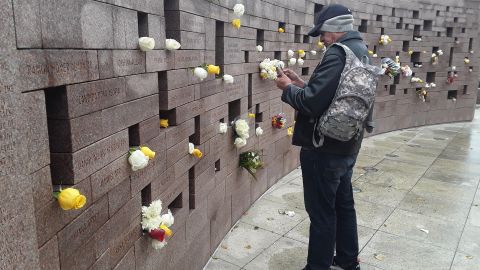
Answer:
[
  {"left": 320, "top": 14, "right": 354, "bottom": 32},
  {"left": 308, "top": 4, "right": 354, "bottom": 36}
]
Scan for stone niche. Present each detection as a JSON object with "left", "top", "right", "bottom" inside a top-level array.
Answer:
[{"left": 0, "top": 0, "right": 478, "bottom": 269}]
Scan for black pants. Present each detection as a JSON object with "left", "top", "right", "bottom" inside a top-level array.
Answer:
[{"left": 300, "top": 149, "right": 359, "bottom": 270}]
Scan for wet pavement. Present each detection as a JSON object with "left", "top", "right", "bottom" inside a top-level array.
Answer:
[{"left": 204, "top": 106, "right": 480, "bottom": 270}]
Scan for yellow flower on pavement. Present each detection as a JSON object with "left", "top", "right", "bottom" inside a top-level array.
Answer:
[
  {"left": 140, "top": 146, "right": 155, "bottom": 160},
  {"left": 56, "top": 188, "right": 86, "bottom": 210}
]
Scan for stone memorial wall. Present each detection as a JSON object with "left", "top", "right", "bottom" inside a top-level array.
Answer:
[{"left": 0, "top": 0, "right": 479, "bottom": 269}]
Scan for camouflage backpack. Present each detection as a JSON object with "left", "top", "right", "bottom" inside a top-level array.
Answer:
[{"left": 312, "top": 43, "right": 382, "bottom": 147}]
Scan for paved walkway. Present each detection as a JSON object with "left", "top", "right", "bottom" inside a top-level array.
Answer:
[{"left": 204, "top": 107, "right": 480, "bottom": 270}]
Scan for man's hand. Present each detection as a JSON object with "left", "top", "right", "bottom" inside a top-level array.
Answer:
[
  {"left": 283, "top": 69, "right": 305, "bottom": 88},
  {"left": 276, "top": 68, "right": 292, "bottom": 90}
]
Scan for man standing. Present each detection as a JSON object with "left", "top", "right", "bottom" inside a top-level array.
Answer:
[{"left": 276, "top": 4, "right": 372, "bottom": 270}]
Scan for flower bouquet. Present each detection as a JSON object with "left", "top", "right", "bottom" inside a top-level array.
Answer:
[
  {"left": 379, "top": 35, "right": 392, "bottom": 45},
  {"left": 232, "top": 119, "right": 250, "bottom": 148},
  {"left": 272, "top": 113, "right": 287, "bottom": 129},
  {"left": 141, "top": 200, "right": 174, "bottom": 250},
  {"left": 259, "top": 58, "right": 285, "bottom": 80},
  {"left": 239, "top": 151, "right": 264, "bottom": 180},
  {"left": 380, "top": 58, "right": 400, "bottom": 78}
]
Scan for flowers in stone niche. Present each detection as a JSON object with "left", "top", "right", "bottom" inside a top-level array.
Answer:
[
  {"left": 408, "top": 49, "right": 414, "bottom": 55},
  {"left": 395, "top": 56, "right": 400, "bottom": 64},
  {"left": 189, "top": 143, "right": 203, "bottom": 159},
  {"left": 401, "top": 65, "right": 412, "bottom": 77},
  {"left": 233, "top": 3, "right": 245, "bottom": 16},
  {"left": 413, "top": 37, "right": 422, "bottom": 41},
  {"left": 248, "top": 113, "right": 256, "bottom": 118},
  {"left": 53, "top": 188, "right": 86, "bottom": 210},
  {"left": 464, "top": 57, "right": 470, "bottom": 64},
  {"left": 272, "top": 113, "right": 286, "bottom": 129},
  {"left": 259, "top": 58, "right": 284, "bottom": 80},
  {"left": 297, "top": 50, "right": 306, "bottom": 58},
  {"left": 232, "top": 19, "right": 241, "bottom": 29},
  {"left": 278, "top": 27, "right": 285, "bottom": 33},
  {"left": 128, "top": 146, "right": 155, "bottom": 171},
  {"left": 139, "top": 37, "right": 155, "bottom": 51},
  {"left": 193, "top": 64, "right": 220, "bottom": 81},
  {"left": 207, "top": 65, "right": 220, "bottom": 74},
  {"left": 425, "top": 82, "right": 436, "bottom": 88},
  {"left": 288, "top": 58, "right": 297, "bottom": 66},
  {"left": 165, "top": 39, "right": 181, "bottom": 50},
  {"left": 287, "top": 50, "right": 294, "bottom": 58},
  {"left": 141, "top": 200, "right": 174, "bottom": 250},
  {"left": 431, "top": 53, "right": 439, "bottom": 65},
  {"left": 297, "top": 58, "right": 304, "bottom": 66},
  {"left": 414, "top": 63, "right": 423, "bottom": 68},
  {"left": 411, "top": 77, "right": 424, "bottom": 83},
  {"left": 379, "top": 35, "right": 392, "bottom": 45},
  {"left": 233, "top": 119, "right": 250, "bottom": 149},
  {"left": 239, "top": 151, "right": 263, "bottom": 180},
  {"left": 256, "top": 45, "right": 263, "bottom": 52},
  {"left": 470, "top": 50, "right": 475, "bottom": 54},
  {"left": 310, "top": 50, "right": 317, "bottom": 55},
  {"left": 416, "top": 88, "right": 428, "bottom": 102},
  {"left": 219, "top": 122, "right": 228, "bottom": 134},
  {"left": 469, "top": 67, "right": 473, "bottom": 72},
  {"left": 160, "top": 119, "right": 169, "bottom": 128},
  {"left": 446, "top": 71, "right": 457, "bottom": 84},
  {"left": 317, "top": 41, "right": 325, "bottom": 50},
  {"left": 255, "top": 126, "right": 264, "bottom": 136},
  {"left": 223, "top": 74, "right": 234, "bottom": 84}
]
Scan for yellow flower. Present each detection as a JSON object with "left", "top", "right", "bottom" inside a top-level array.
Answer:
[
  {"left": 232, "top": 19, "right": 241, "bottom": 29},
  {"left": 297, "top": 50, "right": 305, "bottom": 57},
  {"left": 192, "top": 149, "right": 203, "bottom": 159},
  {"left": 278, "top": 27, "right": 285, "bottom": 33},
  {"left": 408, "top": 50, "right": 413, "bottom": 55},
  {"left": 140, "top": 146, "right": 155, "bottom": 160},
  {"left": 317, "top": 41, "right": 325, "bottom": 49},
  {"left": 57, "top": 188, "right": 86, "bottom": 210},
  {"left": 160, "top": 224, "right": 172, "bottom": 237},
  {"left": 287, "top": 127, "right": 293, "bottom": 136},
  {"left": 368, "top": 50, "right": 374, "bottom": 55},
  {"left": 160, "top": 119, "right": 169, "bottom": 128},
  {"left": 260, "top": 71, "right": 268, "bottom": 79},
  {"left": 207, "top": 65, "right": 220, "bottom": 75},
  {"left": 248, "top": 113, "right": 256, "bottom": 118}
]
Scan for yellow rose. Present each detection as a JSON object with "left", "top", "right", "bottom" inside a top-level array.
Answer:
[
  {"left": 248, "top": 113, "right": 255, "bottom": 118},
  {"left": 232, "top": 19, "right": 241, "bottom": 29},
  {"left": 160, "top": 119, "right": 169, "bottom": 128},
  {"left": 192, "top": 149, "right": 203, "bottom": 159},
  {"left": 368, "top": 50, "right": 374, "bottom": 55},
  {"left": 57, "top": 188, "right": 86, "bottom": 210},
  {"left": 207, "top": 65, "right": 220, "bottom": 75},
  {"left": 408, "top": 50, "right": 413, "bottom": 55},
  {"left": 140, "top": 146, "right": 155, "bottom": 160},
  {"left": 260, "top": 72, "right": 268, "bottom": 79},
  {"left": 287, "top": 127, "right": 293, "bottom": 136},
  {"left": 317, "top": 41, "right": 325, "bottom": 49},
  {"left": 278, "top": 27, "right": 285, "bottom": 33},
  {"left": 160, "top": 224, "right": 172, "bottom": 237}
]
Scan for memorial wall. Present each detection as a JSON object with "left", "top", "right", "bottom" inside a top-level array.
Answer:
[{"left": 0, "top": 0, "right": 479, "bottom": 269}]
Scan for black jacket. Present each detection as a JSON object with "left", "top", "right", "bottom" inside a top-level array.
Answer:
[{"left": 281, "top": 31, "right": 371, "bottom": 155}]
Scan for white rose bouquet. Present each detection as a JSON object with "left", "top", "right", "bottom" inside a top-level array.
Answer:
[
  {"left": 232, "top": 119, "right": 250, "bottom": 148},
  {"left": 141, "top": 200, "right": 175, "bottom": 250},
  {"left": 259, "top": 58, "right": 284, "bottom": 80},
  {"left": 239, "top": 151, "right": 264, "bottom": 180}
]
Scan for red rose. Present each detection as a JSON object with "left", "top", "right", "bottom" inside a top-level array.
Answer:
[{"left": 149, "top": 229, "right": 166, "bottom": 241}]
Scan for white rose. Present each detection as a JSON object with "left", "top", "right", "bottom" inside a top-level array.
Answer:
[
  {"left": 372, "top": 54, "right": 378, "bottom": 58},
  {"left": 223, "top": 74, "right": 234, "bottom": 84},
  {"left": 233, "top": 3, "right": 245, "bottom": 16},
  {"left": 219, "top": 123, "right": 228, "bottom": 134},
  {"left": 165, "top": 39, "right": 181, "bottom": 50},
  {"left": 310, "top": 50, "right": 317, "bottom": 55},
  {"left": 432, "top": 53, "right": 437, "bottom": 58},
  {"left": 256, "top": 45, "right": 263, "bottom": 52},
  {"left": 193, "top": 67, "right": 208, "bottom": 80},
  {"left": 470, "top": 50, "right": 474, "bottom": 54},
  {"left": 437, "top": 50, "right": 443, "bottom": 55},
  {"left": 259, "top": 60, "right": 269, "bottom": 69},
  {"left": 139, "top": 37, "right": 155, "bottom": 51},
  {"left": 451, "top": 66, "right": 456, "bottom": 71},
  {"left": 161, "top": 209, "right": 174, "bottom": 227},
  {"left": 256, "top": 127, "right": 263, "bottom": 136},
  {"left": 275, "top": 61, "right": 285, "bottom": 69},
  {"left": 188, "top": 143, "right": 195, "bottom": 154},
  {"left": 297, "top": 58, "right": 304, "bottom": 66},
  {"left": 234, "top": 137, "right": 247, "bottom": 148},
  {"left": 235, "top": 119, "right": 250, "bottom": 139},
  {"left": 288, "top": 58, "right": 296, "bottom": 66},
  {"left": 431, "top": 83, "right": 436, "bottom": 87},
  {"left": 128, "top": 150, "right": 149, "bottom": 171},
  {"left": 151, "top": 239, "right": 167, "bottom": 250},
  {"left": 287, "top": 50, "right": 294, "bottom": 57}
]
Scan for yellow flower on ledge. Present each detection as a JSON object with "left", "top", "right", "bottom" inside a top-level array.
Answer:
[
  {"left": 248, "top": 113, "right": 256, "bottom": 118},
  {"left": 232, "top": 19, "right": 241, "bottom": 29},
  {"left": 189, "top": 143, "right": 203, "bottom": 159},
  {"left": 368, "top": 50, "right": 374, "bottom": 55},
  {"left": 287, "top": 127, "right": 294, "bottom": 136},
  {"left": 140, "top": 146, "right": 155, "bottom": 160},
  {"left": 207, "top": 65, "right": 221, "bottom": 75},
  {"left": 278, "top": 27, "right": 285, "bottom": 33},
  {"left": 408, "top": 50, "right": 414, "bottom": 55},
  {"left": 160, "top": 119, "right": 169, "bottom": 128},
  {"left": 54, "top": 188, "right": 87, "bottom": 210},
  {"left": 317, "top": 41, "right": 325, "bottom": 50}
]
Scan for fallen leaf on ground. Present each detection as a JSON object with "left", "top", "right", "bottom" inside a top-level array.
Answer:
[
  {"left": 245, "top": 245, "right": 252, "bottom": 249},
  {"left": 465, "top": 255, "right": 473, "bottom": 259},
  {"left": 374, "top": 253, "right": 385, "bottom": 261}
]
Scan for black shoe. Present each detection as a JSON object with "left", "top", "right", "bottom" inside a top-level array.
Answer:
[{"left": 332, "top": 257, "right": 360, "bottom": 270}]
